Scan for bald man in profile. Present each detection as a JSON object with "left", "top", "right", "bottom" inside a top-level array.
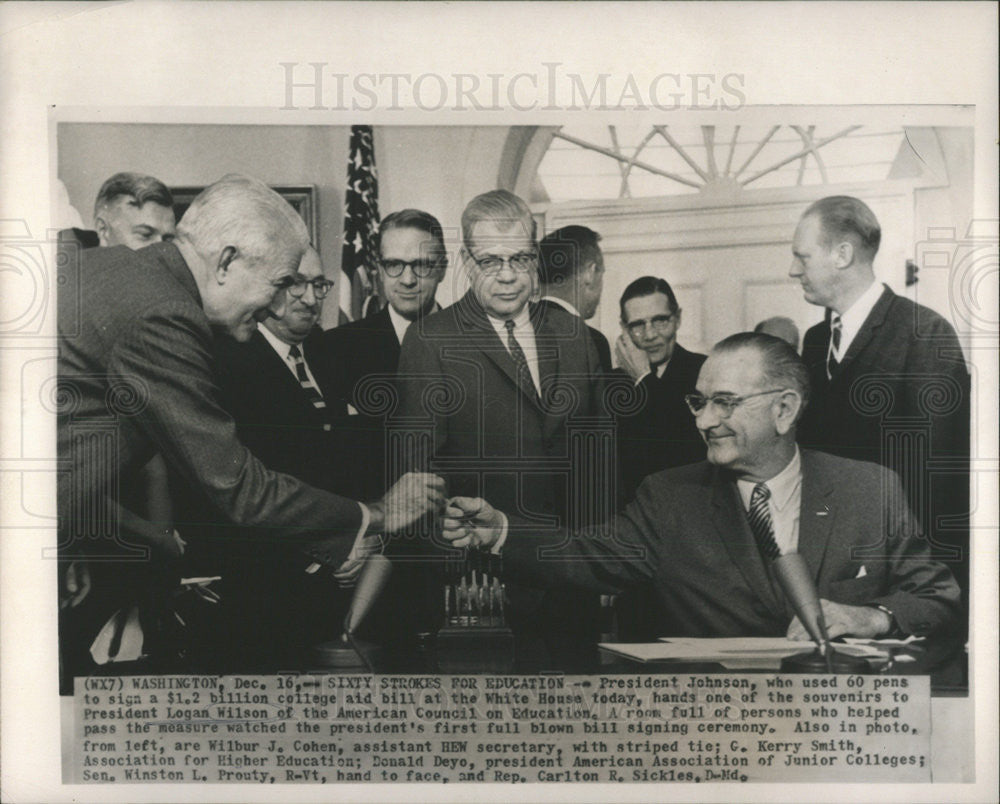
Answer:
[
  {"left": 177, "top": 247, "right": 387, "bottom": 664},
  {"left": 58, "top": 175, "right": 443, "bottom": 682}
]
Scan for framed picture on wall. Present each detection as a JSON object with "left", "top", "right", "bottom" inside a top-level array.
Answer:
[{"left": 170, "top": 184, "right": 319, "bottom": 248}]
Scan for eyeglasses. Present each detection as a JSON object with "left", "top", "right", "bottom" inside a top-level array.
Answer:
[
  {"left": 286, "top": 276, "right": 334, "bottom": 300},
  {"left": 684, "top": 389, "right": 788, "bottom": 418},
  {"left": 470, "top": 251, "right": 538, "bottom": 274},
  {"left": 625, "top": 311, "right": 679, "bottom": 338},
  {"left": 380, "top": 258, "right": 444, "bottom": 278}
]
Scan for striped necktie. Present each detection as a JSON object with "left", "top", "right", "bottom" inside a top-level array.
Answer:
[
  {"left": 288, "top": 345, "right": 326, "bottom": 411},
  {"left": 504, "top": 319, "right": 538, "bottom": 401},
  {"left": 826, "top": 315, "right": 842, "bottom": 379},
  {"left": 747, "top": 482, "right": 781, "bottom": 561}
]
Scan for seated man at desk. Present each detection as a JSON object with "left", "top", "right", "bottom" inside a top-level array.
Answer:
[{"left": 442, "top": 332, "right": 962, "bottom": 641}]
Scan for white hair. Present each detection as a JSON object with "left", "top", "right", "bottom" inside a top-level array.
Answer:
[{"left": 177, "top": 174, "right": 308, "bottom": 269}]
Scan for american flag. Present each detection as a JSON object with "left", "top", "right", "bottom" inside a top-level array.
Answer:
[{"left": 340, "top": 125, "right": 381, "bottom": 321}]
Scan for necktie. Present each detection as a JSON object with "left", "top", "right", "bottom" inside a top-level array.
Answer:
[
  {"left": 747, "top": 483, "right": 781, "bottom": 561},
  {"left": 826, "top": 315, "right": 842, "bottom": 379},
  {"left": 288, "top": 345, "right": 326, "bottom": 411},
  {"left": 504, "top": 319, "right": 538, "bottom": 400}
]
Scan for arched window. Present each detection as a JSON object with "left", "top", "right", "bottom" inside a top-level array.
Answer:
[{"left": 501, "top": 122, "right": 961, "bottom": 355}]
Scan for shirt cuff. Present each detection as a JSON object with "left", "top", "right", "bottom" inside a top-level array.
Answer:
[
  {"left": 491, "top": 512, "right": 509, "bottom": 554},
  {"left": 305, "top": 503, "right": 374, "bottom": 574},
  {"left": 634, "top": 371, "right": 650, "bottom": 386}
]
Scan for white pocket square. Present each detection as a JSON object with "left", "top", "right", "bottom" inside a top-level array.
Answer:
[{"left": 855, "top": 565, "right": 868, "bottom": 578}]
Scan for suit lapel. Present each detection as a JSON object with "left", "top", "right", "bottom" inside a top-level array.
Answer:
[
  {"left": 710, "top": 470, "right": 784, "bottom": 616},
  {"left": 379, "top": 309, "right": 403, "bottom": 371},
  {"left": 531, "top": 302, "right": 560, "bottom": 394},
  {"left": 838, "top": 285, "right": 892, "bottom": 371},
  {"left": 456, "top": 294, "right": 544, "bottom": 412},
  {"left": 253, "top": 331, "right": 333, "bottom": 422},
  {"left": 797, "top": 450, "right": 836, "bottom": 581}
]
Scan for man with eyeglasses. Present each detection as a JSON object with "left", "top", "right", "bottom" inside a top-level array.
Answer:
[
  {"left": 395, "top": 189, "right": 609, "bottom": 668},
  {"left": 175, "top": 246, "right": 393, "bottom": 665},
  {"left": 58, "top": 176, "right": 445, "bottom": 684},
  {"left": 324, "top": 208, "right": 447, "bottom": 408},
  {"left": 615, "top": 276, "right": 707, "bottom": 506},
  {"left": 442, "top": 332, "right": 960, "bottom": 643}
]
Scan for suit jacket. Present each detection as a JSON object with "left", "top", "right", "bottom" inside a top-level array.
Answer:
[
  {"left": 503, "top": 450, "right": 961, "bottom": 639},
  {"left": 173, "top": 326, "right": 388, "bottom": 664},
  {"left": 209, "top": 326, "right": 384, "bottom": 500},
  {"left": 395, "top": 293, "right": 610, "bottom": 646},
  {"left": 799, "top": 285, "right": 970, "bottom": 596},
  {"left": 397, "top": 293, "right": 609, "bottom": 527},
  {"left": 57, "top": 241, "right": 364, "bottom": 564},
  {"left": 322, "top": 307, "right": 402, "bottom": 407},
  {"left": 536, "top": 298, "right": 613, "bottom": 373},
  {"left": 616, "top": 344, "right": 707, "bottom": 505}
]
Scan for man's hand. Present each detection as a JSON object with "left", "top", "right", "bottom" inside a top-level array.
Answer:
[
  {"left": 332, "top": 557, "right": 365, "bottom": 588},
  {"left": 59, "top": 561, "right": 92, "bottom": 609},
  {"left": 614, "top": 333, "right": 650, "bottom": 381},
  {"left": 786, "top": 599, "right": 892, "bottom": 641},
  {"left": 368, "top": 472, "right": 446, "bottom": 535},
  {"left": 441, "top": 497, "right": 504, "bottom": 550}
]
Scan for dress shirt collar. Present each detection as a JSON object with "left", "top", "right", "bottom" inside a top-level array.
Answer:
[
  {"left": 834, "top": 280, "right": 884, "bottom": 358},
  {"left": 486, "top": 304, "right": 540, "bottom": 392},
  {"left": 387, "top": 302, "right": 440, "bottom": 344},
  {"left": 539, "top": 295, "right": 581, "bottom": 318},
  {"left": 485, "top": 304, "right": 532, "bottom": 338},
  {"left": 257, "top": 321, "right": 300, "bottom": 361},
  {"left": 736, "top": 445, "right": 801, "bottom": 513},
  {"left": 652, "top": 355, "right": 672, "bottom": 379},
  {"left": 387, "top": 305, "right": 412, "bottom": 345}
]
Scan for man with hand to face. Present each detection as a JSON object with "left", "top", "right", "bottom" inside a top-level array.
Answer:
[
  {"left": 615, "top": 276, "right": 706, "bottom": 505},
  {"left": 443, "top": 333, "right": 960, "bottom": 643}
]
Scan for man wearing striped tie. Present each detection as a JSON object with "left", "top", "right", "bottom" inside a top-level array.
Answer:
[
  {"left": 175, "top": 246, "right": 390, "bottom": 665},
  {"left": 442, "top": 333, "right": 961, "bottom": 642}
]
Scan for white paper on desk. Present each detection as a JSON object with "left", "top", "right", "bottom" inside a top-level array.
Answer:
[
  {"left": 599, "top": 638, "right": 889, "bottom": 664},
  {"left": 658, "top": 636, "right": 816, "bottom": 653}
]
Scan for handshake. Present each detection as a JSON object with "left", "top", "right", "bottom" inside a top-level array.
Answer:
[{"left": 365, "top": 474, "right": 505, "bottom": 551}]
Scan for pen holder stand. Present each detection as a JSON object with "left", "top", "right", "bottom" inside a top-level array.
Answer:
[{"left": 435, "top": 551, "right": 515, "bottom": 673}]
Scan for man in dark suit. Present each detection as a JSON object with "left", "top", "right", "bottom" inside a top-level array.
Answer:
[
  {"left": 395, "top": 189, "right": 611, "bottom": 667},
  {"left": 324, "top": 208, "right": 447, "bottom": 414},
  {"left": 614, "top": 276, "right": 706, "bottom": 505},
  {"left": 444, "top": 333, "right": 961, "bottom": 642},
  {"left": 57, "top": 175, "right": 443, "bottom": 684},
  {"left": 176, "top": 247, "right": 387, "bottom": 665},
  {"left": 790, "top": 196, "right": 971, "bottom": 605},
  {"left": 537, "top": 225, "right": 612, "bottom": 373}
]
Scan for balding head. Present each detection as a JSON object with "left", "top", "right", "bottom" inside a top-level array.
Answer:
[{"left": 175, "top": 174, "right": 310, "bottom": 341}]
